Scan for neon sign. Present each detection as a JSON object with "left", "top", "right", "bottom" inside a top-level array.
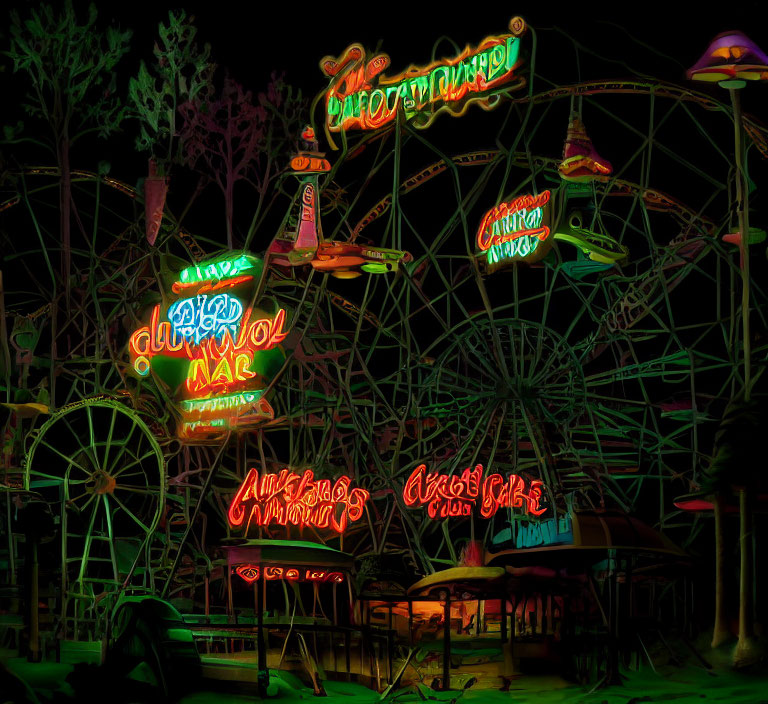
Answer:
[
  {"left": 321, "top": 18, "right": 526, "bottom": 135},
  {"left": 128, "top": 254, "right": 287, "bottom": 441},
  {"left": 476, "top": 190, "right": 552, "bottom": 271},
  {"left": 228, "top": 468, "right": 370, "bottom": 534},
  {"left": 403, "top": 464, "right": 546, "bottom": 519},
  {"left": 235, "top": 565, "right": 344, "bottom": 584}
]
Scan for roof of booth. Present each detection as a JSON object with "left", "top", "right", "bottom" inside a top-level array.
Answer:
[
  {"left": 407, "top": 566, "right": 506, "bottom": 596},
  {"left": 486, "top": 510, "right": 688, "bottom": 566},
  {"left": 223, "top": 539, "right": 353, "bottom": 568}
]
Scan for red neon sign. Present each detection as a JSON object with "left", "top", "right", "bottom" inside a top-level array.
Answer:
[
  {"left": 228, "top": 468, "right": 370, "bottom": 534},
  {"left": 403, "top": 464, "right": 546, "bottom": 519},
  {"left": 235, "top": 565, "right": 344, "bottom": 584}
]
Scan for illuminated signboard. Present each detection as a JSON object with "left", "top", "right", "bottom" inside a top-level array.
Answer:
[
  {"left": 476, "top": 190, "right": 552, "bottom": 272},
  {"left": 235, "top": 565, "right": 344, "bottom": 584},
  {"left": 321, "top": 17, "right": 526, "bottom": 135},
  {"left": 128, "top": 254, "right": 288, "bottom": 440},
  {"left": 403, "top": 464, "right": 546, "bottom": 519},
  {"left": 228, "top": 468, "right": 370, "bottom": 534}
]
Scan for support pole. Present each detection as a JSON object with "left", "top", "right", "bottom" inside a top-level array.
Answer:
[
  {"left": 257, "top": 567, "right": 269, "bottom": 695},
  {"left": 442, "top": 594, "right": 451, "bottom": 690}
]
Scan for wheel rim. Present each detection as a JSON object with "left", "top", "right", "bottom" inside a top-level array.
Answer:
[{"left": 25, "top": 399, "right": 165, "bottom": 632}]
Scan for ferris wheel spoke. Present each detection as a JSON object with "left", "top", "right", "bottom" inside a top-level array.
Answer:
[
  {"left": 108, "top": 418, "right": 141, "bottom": 474},
  {"left": 116, "top": 484, "right": 158, "bottom": 496},
  {"left": 61, "top": 415, "right": 98, "bottom": 467},
  {"left": 111, "top": 494, "right": 150, "bottom": 534},
  {"left": 112, "top": 450, "right": 157, "bottom": 479},
  {"left": 75, "top": 495, "right": 102, "bottom": 586},
  {"left": 37, "top": 440, "right": 91, "bottom": 476},
  {"left": 101, "top": 495, "right": 119, "bottom": 582}
]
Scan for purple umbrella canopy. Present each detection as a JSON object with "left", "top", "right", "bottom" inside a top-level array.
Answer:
[{"left": 688, "top": 30, "right": 768, "bottom": 85}]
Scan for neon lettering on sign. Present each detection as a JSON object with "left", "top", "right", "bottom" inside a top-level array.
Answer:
[
  {"left": 403, "top": 464, "right": 546, "bottom": 519},
  {"left": 476, "top": 190, "right": 552, "bottom": 270},
  {"left": 178, "top": 391, "right": 273, "bottom": 440},
  {"left": 167, "top": 293, "right": 243, "bottom": 345},
  {"left": 234, "top": 565, "right": 345, "bottom": 584},
  {"left": 129, "top": 305, "right": 288, "bottom": 392},
  {"left": 178, "top": 255, "right": 255, "bottom": 286},
  {"left": 228, "top": 468, "right": 370, "bottom": 534},
  {"left": 321, "top": 18, "right": 526, "bottom": 135}
]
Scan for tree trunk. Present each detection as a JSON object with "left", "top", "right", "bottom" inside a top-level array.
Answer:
[
  {"left": 734, "top": 488, "right": 758, "bottom": 667},
  {"left": 711, "top": 493, "right": 730, "bottom": 648},
  {"left": 225, "top": 176, "right": 234, "bottom": 250}
]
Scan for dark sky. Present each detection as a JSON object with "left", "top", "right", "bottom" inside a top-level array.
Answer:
[{"left": 107, "top": 1, "right": 768, "bottom": 101}]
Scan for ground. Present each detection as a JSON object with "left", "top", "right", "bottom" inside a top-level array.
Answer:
[{"left": 4, "top": 644, "right": 768, "bottom": 704}]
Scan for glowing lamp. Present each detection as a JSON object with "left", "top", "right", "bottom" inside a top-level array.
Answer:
[{"left": 687, "top": 31, "right": 768, "bottom": 88}]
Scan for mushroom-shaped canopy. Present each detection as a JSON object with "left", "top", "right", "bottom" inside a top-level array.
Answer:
[{"left": 687, "top": 30, "right": 768, "bottom": 84}]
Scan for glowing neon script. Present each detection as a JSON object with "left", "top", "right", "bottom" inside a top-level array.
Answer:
[
  {"left": 173, "top": 254, "right": 259, "bottom": 294},
  {"left": 129, "top": 306, "right": 288, "bottom": 395},
  {"left": 167, "top": 293, "right": 243, "bottom": 345},
  {"left": 178, "top": 391, "right": 273, "bottom": 440},
  {"left": 403, "top": 464, "right": 546, "bottom": 519},
  {"left": 322, "top": 18, "right": 525, "bottom": 134},
  {"left": 235, "top": 565, "right": 344, "bottom": 584},
  {"left": 178, "top": 255, "right": 256, "bottom": 286},
  {"left": 228, "top": 468, "right": 370, "bottom": 533},
  {"left": 477, "top": 190, "right": 551, "bottom": 269}
]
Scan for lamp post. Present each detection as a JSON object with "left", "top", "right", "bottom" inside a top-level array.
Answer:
[{"left": 688, "top": 30, "right": 768, "bottom": 666}]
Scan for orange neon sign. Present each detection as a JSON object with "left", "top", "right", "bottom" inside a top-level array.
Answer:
[
  {"left": 129, "top": 305, "right": 287, "bottom": 395},
  {"left": 322, "top": 18, "right": 526, "bottom": 135},
  {"left": 235, "top": 565, "right": 345, "bottom": 584},
  {"left": 403, "top": 464, "right": 546, "bottom": 519},
  {"left": 228, "top": 468, "right": 370, "bottom": 534}
]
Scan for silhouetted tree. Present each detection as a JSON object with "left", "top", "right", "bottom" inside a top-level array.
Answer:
[{"left": 179, "top": 73, "right": 305, "bottom": 249}]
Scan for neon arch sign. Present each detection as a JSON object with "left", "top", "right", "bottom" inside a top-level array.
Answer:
[{"left": 321, "top": 18, "right": 526, "bottom": 135}]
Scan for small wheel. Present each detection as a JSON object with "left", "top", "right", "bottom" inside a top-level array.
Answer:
[{"left": 24, "top": 399, "right": 165, "bottom": 634}]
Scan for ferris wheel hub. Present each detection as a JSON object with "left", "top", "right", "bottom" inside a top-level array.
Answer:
[{"left": 87, "top": 469, "right": 116, "bottom": 495}]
